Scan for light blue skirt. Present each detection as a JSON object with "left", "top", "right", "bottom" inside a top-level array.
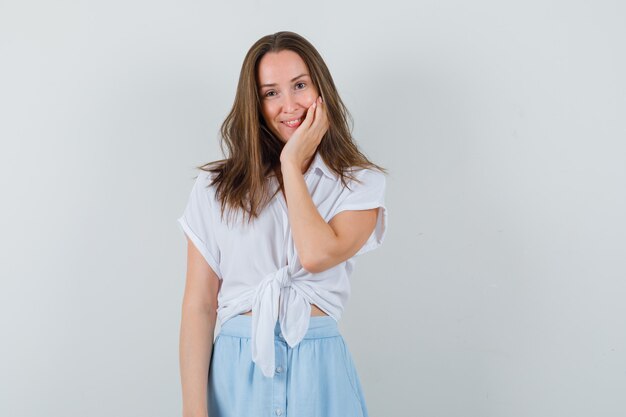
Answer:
[{"left": 208, "top": 314, "right": 370, "bottom": 417}]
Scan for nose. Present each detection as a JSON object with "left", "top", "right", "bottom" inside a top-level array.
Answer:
[{"left": 281, "top": 91, "right": 299, "bottom": 114}]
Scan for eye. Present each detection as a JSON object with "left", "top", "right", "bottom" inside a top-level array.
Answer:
[
  {"left": 295, "top": 82, "right": 306, "bottom": 89},
  {"left": 264, "top": 90, "right": 276, "bottom": 97}
]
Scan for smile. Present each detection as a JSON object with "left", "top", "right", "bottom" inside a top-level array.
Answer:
[{"left": 282, "top": 116, "right": 304, "bottom": 128}]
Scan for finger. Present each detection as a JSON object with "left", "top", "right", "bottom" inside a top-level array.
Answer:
[
  {"left": 311, "top": 99, "right": 327, "bottom": 141},
  {"left": 315, "top": 97, "right": 328, "bottom": 130},
  {"left": 318, "top": 97, "right": 327, "bottom": 123},
  {"left": 311, "top": 96, "right": 323, "bottom": 127},
  {"left": 302, "top": 100, "right": 317, "bottom": 128}
]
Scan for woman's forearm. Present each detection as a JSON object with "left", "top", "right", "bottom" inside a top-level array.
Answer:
[
  {"left": 281, "top": 160, "right": 338, "bottom": 270},
  {"left": 180, "top": 305, "right": 217, "bottom": 417}
]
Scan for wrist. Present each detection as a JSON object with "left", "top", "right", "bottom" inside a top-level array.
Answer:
[{"left": 280, "top": 158, "right": 301, "bottom": 173}]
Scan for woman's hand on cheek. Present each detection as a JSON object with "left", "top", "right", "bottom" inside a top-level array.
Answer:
[{"left": 280, "top": 96, "right": 328, "bottom": 171}]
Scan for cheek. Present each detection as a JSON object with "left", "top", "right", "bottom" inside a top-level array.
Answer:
[
  {"left": 304, "top": 92, "right": 318, "bottom": 106},
  {"left": 260, "top": 105, "right": 276, "bottom": 123}
]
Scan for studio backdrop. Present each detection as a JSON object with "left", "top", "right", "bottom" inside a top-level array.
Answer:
[{"left": 1, "top": 1, "right": 625, "bottom": 417}]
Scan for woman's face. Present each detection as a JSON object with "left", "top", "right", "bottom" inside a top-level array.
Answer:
[{"left": 257, "top": 50, "right": 319, "bottom": 143}]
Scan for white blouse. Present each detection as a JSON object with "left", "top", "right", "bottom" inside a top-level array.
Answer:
[{"left": 177, "top": 151, "right": 388, "bottom": 378}]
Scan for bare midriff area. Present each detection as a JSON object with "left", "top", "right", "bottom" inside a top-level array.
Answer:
[{"left": 240, "top": 304, "right": 328, "bottom": 316}]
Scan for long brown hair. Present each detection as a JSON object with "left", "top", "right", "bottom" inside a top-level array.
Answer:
[{"left": 195, "top": 31, "right": 387, "bottom": 226}]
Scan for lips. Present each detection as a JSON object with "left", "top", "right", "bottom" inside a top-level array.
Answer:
[{"left": 281, "top": 115, "right": 304, "bottom": 129}]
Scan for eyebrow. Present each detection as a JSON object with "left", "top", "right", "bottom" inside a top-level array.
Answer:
[{"left": 259, "top": 73, "right": 309, "bottom": 88}]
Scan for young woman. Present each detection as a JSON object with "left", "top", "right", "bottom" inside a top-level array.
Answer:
[{"left": 177, "top": 31, "right": 388, "bottom": 417}]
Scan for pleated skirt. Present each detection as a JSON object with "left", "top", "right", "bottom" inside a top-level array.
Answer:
[{"left": 208, "top": 314, "right": 370, "bottom": 417}]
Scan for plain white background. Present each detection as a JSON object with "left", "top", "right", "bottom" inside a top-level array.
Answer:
[{"left": 1, "top": 1, "right": 625, "bottom": 416}]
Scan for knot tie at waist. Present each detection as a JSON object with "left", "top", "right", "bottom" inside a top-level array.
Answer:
[
  {"left": 250, "top": 265, "right": 312, "bottom": 378},
  {"left": 275, "top": 266, "right": 292, "bottom": 288}
]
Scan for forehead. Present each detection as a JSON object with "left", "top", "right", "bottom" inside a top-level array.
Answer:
[{"left": 257, "top": 50, "right": 309, "bottom": 84}]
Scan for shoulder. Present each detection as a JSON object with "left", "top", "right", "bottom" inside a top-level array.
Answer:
[
  {"left": 191, "top": 170, "right": 220, "bottom": 206},
  {"left": 195, "top": 169, "right": 217, "bottom": 185},
  {"left": 343, "top": 167, "right": 386, "bottom": 191}
]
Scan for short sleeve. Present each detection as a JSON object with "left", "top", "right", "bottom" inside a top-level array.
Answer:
[
  {"left": 333, "top": 169, "right": 388, "bottom": 257},
  {"left": 177, "top": 172, "right": 223, "bottom": 279}
]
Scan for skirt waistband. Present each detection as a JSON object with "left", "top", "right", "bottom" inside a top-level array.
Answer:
[{"left": 219, "top": 314, "right": 340, "bottom": 339}]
